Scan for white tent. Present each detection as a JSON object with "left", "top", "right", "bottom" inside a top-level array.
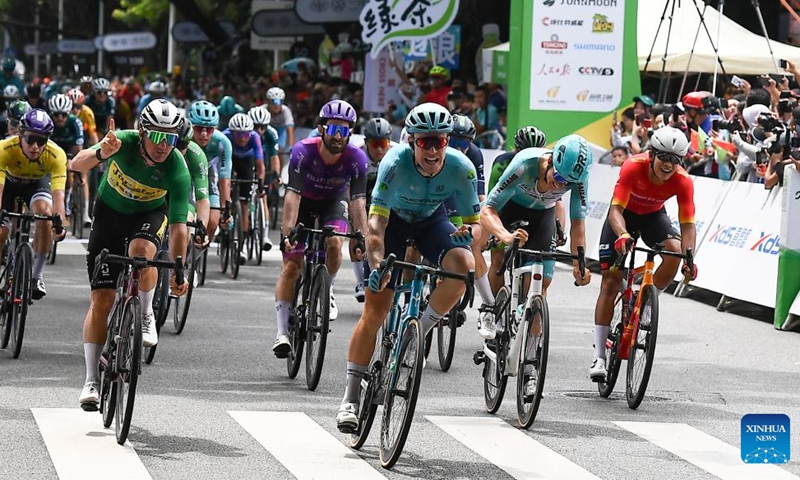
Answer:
[{"left": 640, "top": 0, "right": 800, "bottom": 74}]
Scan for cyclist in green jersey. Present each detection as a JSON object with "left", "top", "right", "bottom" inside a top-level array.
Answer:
[
  {"left": 248, "top": 106, "right": 280, "bottom": 250},
  {"left": 176, "top": 114, "right": 210, "bottom": 237},
  {"left": 69, "top": 100, "right": 190, "bottom": 411}
]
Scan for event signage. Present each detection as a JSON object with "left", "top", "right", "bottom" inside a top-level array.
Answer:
[
  {"left": 530, "top": 1, "right": 624, "bottom": 112},
  {"left": 172, "top": 21, "right": 236, "bottom": 43},
  {"left": 363, "top": 47, "right": 404, "bottom": 113},
  {"left": 57, "top": 40, "right": 95, "bottom": 54},
  {"left": 102, "top": 32, "right": 157, "bottom": 52},
  {"left": 359, "top": 0, "right": 460, "bottom": 59},
  {"left": 404, "top": 25, "right": 461, "bottom": 70},
  {"left": 296, "top": 0, "right": 368, "bottom": 23}
]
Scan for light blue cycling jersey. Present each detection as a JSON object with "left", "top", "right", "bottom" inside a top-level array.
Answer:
[
  {"left": 370, "top": 144, "right": 481, "bottom": 224},
  {"left": 484, "top": 147, "right": 587, "bottom": 220},
  {"left": 203, "top": 129, "right": 233, "bottom": 180},
  {"left": 224, "top": 130, "right": 264, "bottom": 164}
]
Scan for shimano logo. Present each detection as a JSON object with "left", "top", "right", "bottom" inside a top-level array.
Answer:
[{"left": 574, "top": 43, "right": 616, "bottom": 51}]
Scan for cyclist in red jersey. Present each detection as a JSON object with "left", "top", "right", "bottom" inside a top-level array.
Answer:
[{"left": 590, "top": 127, "right": 698, "bottom": 382}]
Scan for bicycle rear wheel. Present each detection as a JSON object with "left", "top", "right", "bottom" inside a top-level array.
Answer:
[
  {"left": 437, "top": 304, "right": 458, "bottom": 372},
  {"left": 115, "top": 296, "right": 142, "bottom": 445},
  {"left": 517, "top": 295, "right": 549, "bottom": 429},
  {"left": 598, "top": 294, "right": 625, "bottom": 398},
  {"left": 8, "top": 243, "right": 32, "bottom": 359},
  {"left": 230, "top": 202, "right": 243, "bottom": 279},
  {"left": 483, "top": 287, "right": 510, "bottom": 414},
  {"left": 380, "top": 318, "right": 425, "bottom": 469},
  {"left": 0, "top": 261, "right": 12, "bottom": 349},
  {"left": 349, "top": 320, "right": 385, "bottom": 449},
  {"left": 254, "top": 200, "right": 264, "bottom": 265},
  {"left": 305, "top": 265, "right": 330, "bottom": 391},
  {"left": 174, "top": 246, "right": 196, "bottom": 334},
  {"left": 47, "top": 239, "right": 57, "bottom": 265},
  {"left": 286, "top": 277, "right": 304, "bottom": 378},
  {"left": 626, "top": 285, "right": 659, "bottom": 410}
]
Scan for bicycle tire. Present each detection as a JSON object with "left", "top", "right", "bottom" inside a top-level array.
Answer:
[
  {"left": 483, "top": 287, "right": 510, "bottom": 414},
  {"left": 350, "top": 320, "right": 385, "bottom": 449},
  {"left": 380, "top": 318, "right": 425, "bottom": 469},
  {"left": 174, "top": 245, "right": 196, "bottom": 334},
  {"left": 269, "top": 188, "right": 279, "bottom": 230},
  {"left": 245, "top": 210, "right": 254, "bottom": 262},
  {"left": 230, "top": 202, "right": 243, "bottom": 279},
  {"left": 47, "top": 239, "right": 57, "bottom": 265},
  {"left": 101, "top": 282, "right": 122, "bottom": 425},
  {"left": 115, "top": 296, "right": 142, "bottom": 445},
  {"left": 517, "top": 295, "right": 549, "bottom": 429},
  {"left": 1, "top": 256, "right": 13, "bottom": 349},
  {"left": 286, "top": 276, "right": 304, "bottom": 378},
  {"left": 255, "top": 200, "right": 264, "bottom": 265},
  {"left": 219, "top": 230, "right": 229, "bottom": 274},
  {"left": 144, "top": 252, "right": 170, "bottom": 365},
  {"left": 626, "top": 285, "right": 659, "bottom": 410},
  {"left": 9, "top": 243, "right": 32, "bottom": 359},
  {"left": 305, "top": 265, "right": 330, "bottom": 391},
  {"left": 198, "top": 248, "right": 208, "bottom": 287},
  {"left": 598, "top": 294, "right": 624, "bottom": 398},
  {"left": 437, "top": 304, "right": 458, "bottom": 372},
  {"left": 75, "top": 184, "right": 85, "bottom": 239}
]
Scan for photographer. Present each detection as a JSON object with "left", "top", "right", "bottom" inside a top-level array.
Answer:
[
  {"left": 759, "top": 130, "right": 795, "bottom": 189},
  {"left": 611, "top": 107, "right": 635, "bottom": 149},
  {"left": 731, "top": 104, "right": 770, "bottom": 182},
  {"left": 629, "top": 114, "right": 652, "bottom": 154}
]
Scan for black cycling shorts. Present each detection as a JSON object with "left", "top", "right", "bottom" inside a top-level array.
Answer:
[
  {"left": 86, "top": 198, "right": 168, "bottom": 290},
  {"left": 1, "top": 176, "right": 52, "bottom": 212},
  {"left": 498, "top": 202, "right": 557, "bottom": 279},
  {"left": 281, "top": 196, "right": 349, "bottom": 256},
  {"left": 598, "top": 207, "right": 680, "bottom": 270},
  {"left": 232, "top": 156, "right": 255, "bottom": 201}
]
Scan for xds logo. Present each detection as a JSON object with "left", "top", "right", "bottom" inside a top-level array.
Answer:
[{"left": 750, "top": 232, "right": 780, "bottom": 255}]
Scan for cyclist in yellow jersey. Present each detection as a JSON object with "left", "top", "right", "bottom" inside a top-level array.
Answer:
[
  {"left": 0, "top": 109, "right": 67, "bottom": 299},
  {"left": 67, "top": 88, "right": 99, "bottom": 224}
]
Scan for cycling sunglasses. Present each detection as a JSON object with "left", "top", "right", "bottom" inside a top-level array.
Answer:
[
  {"left": 324, "top": 124, "right": 351, "bottom": 138},
  {"left": 656, "top": 151, "right": 683, "bottom": 165},
  {"left": 193, "top": 125, "right": 215, "bottom": 135},
  {"left": 22, "top": 134, "right": 48, "bottom": 147},
  {"left": 367, "top": 138, "right": 390, "bottom": 149},
  {"left": 143, "top": 128, "right": 179, "bottom": 147},
  {"left": 52, "top": 112, "right": 68, "bottom": 119},
  {"left": 232, "top": 131, "right": 251, "bottom": 141},
  {"left": 413, "top": 136, "right": 449, "bottom": 150},
  {"left": 449, "top": 137, "right": 471, "bottom": 150}
]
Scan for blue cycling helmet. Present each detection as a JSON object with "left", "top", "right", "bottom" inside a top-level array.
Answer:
[
  {"left": 319, "top": 100, "right": 357, "bottom": 125},
  {"left": 552, "top": 134, "right": 593, "bottom": 184},
  {"left": 405, "top": 102, "right": 453, "bottom": 134},
  {"left": 218, "top": 96, "right": 238, "bottom": 117},
  {"left": 188, "top": 100, "right": 219, "bottom": 127}
]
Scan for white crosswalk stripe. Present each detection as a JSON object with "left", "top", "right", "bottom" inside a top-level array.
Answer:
[{"left": 31, "top": 408, "right": 151, "bottom": 480}]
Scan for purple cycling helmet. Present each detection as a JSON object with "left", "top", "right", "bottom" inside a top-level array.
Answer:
[
  {"left": 318, "top": 100, "right": 357, "bottom": 124},
  {"left": 20, "top": 109, "right": 54, "bottom": 136}
]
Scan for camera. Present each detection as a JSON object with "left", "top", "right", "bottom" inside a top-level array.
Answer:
[
  {"left": 713, "top": 118, "right": 743, "bottom": 133},
  {"left": 757, "top": 112, "right": 781, "bottom": 132}
]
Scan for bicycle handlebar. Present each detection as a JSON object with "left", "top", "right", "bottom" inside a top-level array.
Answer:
[
  {"left": 93, "top": 248, "right": 184, "bottom": 286},
  {"left": 1, "top": 210, "right": 64, "bottom": 235},
  {"left": 611, "top": 239, "right": 695, "bottom": 282},
  {"left": 498, "top": 238, "right": 585, "bottom": 287},
  {"left": 187, "top": 219, "right": 207, "bottom": 245},
  {"left": 288, "top": 222, "right": 364, "bottom": 244},
  {"left": 382, "top": 253, "right": 475, "bottom": 285}
]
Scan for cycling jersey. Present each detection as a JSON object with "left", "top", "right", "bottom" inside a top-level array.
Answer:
[
  {"left": 77, "top": 105, "right": 97, "bottom": 140},
  {"left": 184, "top": 140, "right": 209, "bottom": 203},
  {"left": 202, "top": 129, "right": 233, "bottom": 180},
  {"left": 84, "top": 95, "right": 115, "bottom": 133},
  {"left": 51, "top": 115, "right": 85, "bottom": 152},
  {"left": 224, "top": 130, "right": 264, "bottom": 165},
  {"left": 485, "top": 147, "right": 587, "bottom": 220},
  {"left": 89, "top": 130, "right": 190, "bottom": 223},
  {"left": 349, "top": 135, "right": 399, "bottom": 203},
  {"left": 611, "top": 152, "right": 695, "bottom": 224},
  {"left": 445, "top": 142, "right": 485, "bottom": 224},
  {"left": 370, "top": 144, "right": 480, "bottom": 224},
  {"left": 287, "top": 137, "right": 368, "bottom": 201},
  {"left": 0, "top": 136, "right": 67, "bottom": 190},
  {"left": 260, "top": 125, "right": 280, "bottom": 164},
  {"left": 487, "top": 150, "right": 516, "bottom": 192},
  {"left": 268, "top": 105, "right": 294, "bottom": 149}
]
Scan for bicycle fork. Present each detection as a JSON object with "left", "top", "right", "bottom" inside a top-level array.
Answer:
[{"left": 506, "top": 263, "right": 542, "bottom": 377}]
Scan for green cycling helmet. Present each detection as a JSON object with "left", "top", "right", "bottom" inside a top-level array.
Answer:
[
  {"left": 552, "top": 134, "right": 593, "bottom": 184},
  {"left": 218, "top": 96, "right": 238, "bottom": 117}
]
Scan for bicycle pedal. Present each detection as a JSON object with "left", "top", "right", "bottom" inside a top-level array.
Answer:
[
  {"left": 472, "top": 350, "right": 485, "bottom": 365},
  {"left": 80, "top": 402, "right": 99, "bottom": 412}
]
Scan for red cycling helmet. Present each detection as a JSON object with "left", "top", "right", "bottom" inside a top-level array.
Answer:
[{"left": 681, "top": 91, "right": 712, "bottom": 111}]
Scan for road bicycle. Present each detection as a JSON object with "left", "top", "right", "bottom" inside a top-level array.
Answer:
[
  {"left": 285, "top": 220, "right": 363, "bottom": 391},
  {"left": 474, "top": 234, "right": 584, "bottom": 428},
  {"left": 218, "top": 201, "right": 232, "bottom": 275},
  {"left": 244, "top": 179, "right": 267, "bottom": 265},
  {"left": 348, "top": 254, "right": 474, "bottom": 468},
  {"left": 266, "top": 172, "right": 282, "bottom": 231},
  {"left": 422, "top": 277, "right": 470, "bottom": 372},
  {"left": 597, "top": 236, "right": 693, "bottom": 409},
  {"left": 228, "top": 178, "right": 261, "bottom": 279},
  {"left": 0, "top": 208, "right": 62, "bottom": 359},
  {"left": 172, "top": 220, "right": 206, "bottom": 335},
  {"left": 91, "top": 248, "right": 183, "bottom": 444}
]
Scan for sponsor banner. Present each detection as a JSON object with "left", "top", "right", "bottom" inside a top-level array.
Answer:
[
  {"left": 363, "top": 47, "right": 405, "bottom": 113},
  {"left": 777, "top": 165, "right": 800, "bottom": 326},
  {"left": 530, "top": 0, "right": 625, "bottom": 112},
  {"left": 295, "top": 0, "right": 368, "bottom": 23},
  {"left": 102, "top": 32, "right": 157, "bottom": 52},
  {"left": 404, "top": 25, "right": 461, "bottom": 70}
]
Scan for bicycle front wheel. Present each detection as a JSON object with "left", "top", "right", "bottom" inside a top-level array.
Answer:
[
  {"left": 115, "top": 296, "right": 142, "bottom": 445},
  {"left": 380, "top": 318, "right": 425, "bottom": 469},
  {"left": 1, "top": 260, "right": 12, "bottom": 349},
  {"left": 437, "top": 304, "right": 458, "bottom": 372},
  {"left": 230, "top": 202, "right": 244, "bottom": 279},
  {"left": 174, "top": 246, "right": 197, "bottom": 334},
  {"left": 598, "top": 293, "right": 625, "bottom": 398},
  {"left": 305, "top": 265, "right": 330, "bottom": 391},
  {"left": 8, "top": 243, "right": 32, "bottom": 359},
  {"left": 517, "top": 295, "right": 549, "bottom": 429},
  {"left": 198, "top": 247, "right": 208, "bottom": 287},
  {"left": 47, "top": 239, "right": 57, "bottom": 265},
  {"left": 483, "top": 287, "right": 510, "bottom": 414},
  {"left": 626, "top": 285, "right": 659, "bottom": 410},
  {"left": 219, "top": 231, "right": 229, "bottom": 274},
  {"left": 254, "top": 199, "right": 265, "bottom": 265},
  {"left": 286, "top": 277, "right": 305, "bottom": 379}
]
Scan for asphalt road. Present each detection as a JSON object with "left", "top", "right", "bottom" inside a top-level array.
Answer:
[{"left": 1, "top": 237, "right": 799, "bottom": 480}]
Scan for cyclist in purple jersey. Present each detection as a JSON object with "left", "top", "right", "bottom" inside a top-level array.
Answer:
[
  {"left": 273, "top": 100, "right": 368, "bottom": 357},
  {"left": 224, "top": 113, "right": 265, "bottom": 254}
]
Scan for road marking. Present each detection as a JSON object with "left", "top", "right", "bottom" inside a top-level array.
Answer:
[
  {"left": 615, "top": 422, "right": 800, "bottom": 480},
  {"left": 427, "top": 416, "right": 601, "bottom": 480},
  {"left": 53, "top": 239, "right": 88, "bottom": 256},
  {"left": 31, "top": 408, "right": 151, "bottom": 480},
  {"left": 229, "top": 411, "right": 384, "bottom": 480}
]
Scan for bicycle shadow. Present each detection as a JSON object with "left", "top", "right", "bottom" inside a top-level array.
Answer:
[
  {"left": 355, "top": 446, "right": 512, "bottom": 480},
  {"left": 129, "top": 425, "right": 247, "bottom": 460}
]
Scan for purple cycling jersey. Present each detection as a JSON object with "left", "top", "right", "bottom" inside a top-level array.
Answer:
[{"left": 287, "top": 137, "right": 368, "bottom": 201}]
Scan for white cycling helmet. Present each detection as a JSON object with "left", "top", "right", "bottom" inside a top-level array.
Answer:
[
  {"left": 405, "top": 102, "right": 454, "bottom": 134},
  {"left": 649, "top": 126, "right": 689, "bottom": 157},
  {"left": 267, "top": 87, "right": 285, "bottom": 102},
  {"left": 92, "top": 77, "right": 111, "bottom": 92},
  {"left": 228, "top": 113, "right": 254, "bottom": 132},
  {"left": 48, "top": 93, "right": 73, "bottom": 114},
  {"left": 140, "top": 99, "right": 182, "bottom": 131},
  {"left": 248, "top": 106, "right": 271, "bottom": 126},
  {"left": 3, "top": 84, "right": 20, "bottom": 100}
]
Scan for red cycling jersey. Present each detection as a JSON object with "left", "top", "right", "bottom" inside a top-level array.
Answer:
[{"left": 611, "top": 153, "right": 696, "bottom": 224}]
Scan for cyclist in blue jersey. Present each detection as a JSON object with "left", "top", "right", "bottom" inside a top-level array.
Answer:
[
  {"left": 274, "top": 100, "right": 368, "bottom": 356},
  {"left": 477, "top": 135, "right": 594, "bottom": 344},
  {"left": 225, "top": 113, "right": 264, "bottom": 260},
  {"left": 266, "top": 87, "right": 295, "bottom": 152},
  {"left": 84, "top": 78, "right": 115, "bottom": 136},
  {"left": 188, "top": 100, "right": 232, "bottom": 244},
  {"left": 336, "top": 103, "right": 480, "bottom": 433},
  {"left": 248, "top": 106, "right": 281, "bottom": 250}
]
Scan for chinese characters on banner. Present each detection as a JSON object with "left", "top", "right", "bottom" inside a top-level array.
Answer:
[
  {"left": 363, "top": 47, "right": 405, "bottom": 113},
  {"left": 360, "top": 0, "right": 460, "bottom": 59},
  {"left": 529, "top": 1, "right": 625, "bottom": 112},
  {"left": 404, "top": 25, "right": 461, "bottom": 70}
]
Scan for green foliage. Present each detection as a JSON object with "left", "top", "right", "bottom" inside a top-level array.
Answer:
[{"left": 112, "top": 0, "right": 169, "bottom": 27}]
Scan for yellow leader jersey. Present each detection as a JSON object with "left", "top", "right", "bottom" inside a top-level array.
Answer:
[
  {"left": 0, "top": 136, "right": 67, "bottom": 190},
  {"left": 77, "top": 105, "right": 97, "bottom": 141}
]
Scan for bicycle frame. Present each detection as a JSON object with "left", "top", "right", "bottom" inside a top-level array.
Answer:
[{"left": 386, "top": 273, "right": 426, "bottom": 382}]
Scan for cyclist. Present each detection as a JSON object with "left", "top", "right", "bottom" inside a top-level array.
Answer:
[
  {"left": 0, "top": 57, "right": 24, "bottom": 92},
  {"left": 224, "top": 112, "right": 264, "bottom": 263},
  {"left": 25, "top": 81, "right": 46, "bottom": 110},
  {"left": 188, "top": 100, "right": 231, "bottom": 245},
  {"left": 336, "top": 103, "right": 480, "bottom": 433},
  {"left": 347, "top": 117, "right": 395, "bottom": 302},
  {"left": 266, "top": 87, "right": 295, "bottom": 152},
  {"left": 175, "top": 115, "right": 210, "bottom": 240},
  {"left": 78, "top": 76, "right": 94, "bottom": 96},
  {"left": 273, "top": 100, "right": 368, "bottom": 357},
  {"left": 68, "top": 100, "right": 190, "bottom": 410},
  {"left": 67, "top": 88, "right": 99, "bottom": 145},
  {"left": 478, "top": 134, "right": 594, "bottom": 343},
  {"left": 248, "top": 105, "right": 280, "bottom": 250},
  {"left": 48, "top": 94, "right": 90, "bottom": 226},
  {"left": 0, "top": 109, "right": 67, "bottom": 299},
  {"left": 218, "top": 95, "right": 244, "bottom": 131},
  {"left": 4, "top": 100, "right": 32, "bottom": 138},
  {"left": 590, "top": 126, "right": 697, "bottom": 382},
  {"left": 84, "top": 77, "right": 115, "bottom": 136},
  {"left": 136, "top": 80, "right": 169, "bottom": 118}
]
